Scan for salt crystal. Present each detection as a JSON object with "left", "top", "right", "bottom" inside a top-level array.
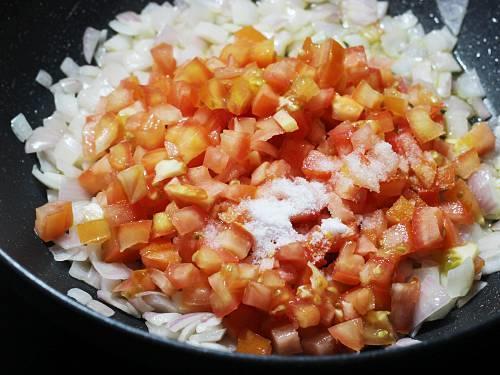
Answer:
[{"left": 320, "top": 218, "right": 350, "bottom": 235}]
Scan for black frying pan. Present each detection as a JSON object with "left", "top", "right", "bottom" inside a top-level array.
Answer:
[{"left": 1, "top": 0, "right": 500, "bottom": 370}]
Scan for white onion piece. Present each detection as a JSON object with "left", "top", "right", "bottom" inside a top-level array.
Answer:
[
  {"left": 145, "top": 322, "right": 180, "bottom": 339},
  {"left": 412, "top": 267, "right": 452, "bottom": 329},
  {"left": 32, "top": 165, "right": 64, "bottom": 190},
  {"left": 54, "top": 92, "right": 79, "bottom": 120},
  {"left": 128, "top": 296, "right": 155, "bottom": 314},
  {"left": 188, "top": 328, "right": 226, "bottom": 344},
  {"left": 99, "top": 278, "right": 120, "bottom": 292},
  {"left": 195, "top": 316, "right": 223, "bottom": 334},
  {"left": 87, "top": 299, "right": 115, "bottom": 317},
  {"left": 60, "top": 57, "right": 79, "bottom": 78},
  {"left": 166, "top": 313, "right": 213, "bottom": 333},
  {"left": 437, "top": 0, "right": 469, "bottom": 35},
  {"left": 467, "top": 165, "right": 500, "bottom": 219},
  {"left": 194, "top": 22, "right": 228, "bottom": 44},
  {"left": 89, "top": 250, "right": 132, "bottom": 280},
  {"left": 143, "top": 312, "right": 182, "bottom": 326},
  {"left": 455, "top": 69, "right": 486, "bottom": 99},
  {"left": 67, "top": 288, "right": 93, "bottom": 305},
  {"left": 35, "top": 69, "right": 53, "bottom": 88},
  {"left": 446, "top": 95, "right": 473, "bottom": 116},
  {"left": 59, "top": 78, "right": 83, "bottom": 95},
  {"left": 97, "top": 290, "right": 140, "bottom": 317},
  {"left": 457, "top": 281, "right": 488, "bottom": 308},
  {"left": 53, "top": 227, "right": 82, "bottom": 250},
  {"left": 83, "top": 27, "right": 101, "bottom": 64},
  {"left": 46, "top": 189, "right": 58, "bottom": 202},
  {"left": 443, "top": 257, "right": 475, "bottom": 298},
  {"left": 59, "top": 178, "right": 90, "bottom": 202},
  {"left": 69, "top": 261, "right": 101, "bottom": 289},
  {"left": 136, "top": 292, "right": 180, "bottom": 313},
  {"left": 388, "top": 338, "right": 421, "bottom": 348},
  {"left": 445, "top": 110, "right": 469, "bottom": 138},
  {"left": 476, "top": 232, "right": 500, "bottom": 274},
  {"left": 186, "top": 341, "right": 233, "bottom": 352},
  {"left": 342, "top": 0, "right": 378, "bottom": 26},
  {"left": 25, "top": 126, "right": 61, "bottom": 153},
  {"left": 49, "top": 245, "right": 87, "bottom": 262},
  {"left": 469, "top": 97, "right": 491, "bottom": 120},
  {"left": 230, "top": 0, "right": 258, "bottom": 26},
  {"left": 72, "top": 201, "right": 104, "bottom": 225},
  {"left": 11, "top": 113, "right": 33, "bottom": 142}
]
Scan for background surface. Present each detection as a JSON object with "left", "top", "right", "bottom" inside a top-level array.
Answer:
[{"left": 1, "top": 0, "right": 499, "bottom": 371}]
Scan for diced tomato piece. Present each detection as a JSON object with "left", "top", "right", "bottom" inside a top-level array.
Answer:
[
  {"left": 78, "top": 155, "right": 114, "bottom": 195},
  {"left": 440, "top": 201, "right": 473, "bottom": 225},
  {"left": 165, "top": 123, "right": 209, "bottom": 164},
  {"left": 411, "top": 206, "right": 444, "bottom": 252},
  {"left": 263, "top": 59, "right": 296, "bottom": 94},
  {"left": 279, "top": 138, "right": 314, "bottom": 175},
  {"left": 443, "top": 179, "right": 483, "bottom": 223},
  {"left": 407, "top": 107, "right": 445, "bottom": 144},
  {"left": 250, "top": 39, "right": 276, "bottom": 68},
  {"left": 242, "top": 281, "right": 272, "bottom": 311},
  {"left": 216, "top": 224, "right": 253, "bottom": 259},
  {"left": 290, "top": 302, "right": 321, "bottom": 328},
  {"left": 390, "top": 279, "right": 420, "bottom": 334},
  {"left": 151, "top": 43, "right": 176, "bottom": 76},
  {"left": 305, "top": 88, "right": 335, "bottom": 113},
  {"left": 140, "top": 241, "right": 180, "bottom": 271},
  {"left": 237, "top": 330, "right": 272, "bottom": 355},
  {"left": 167, "top": 80, "right": 198, "bottom": 115},
  {"left": 220, "top": 130, "right": 251, "bottom": 160},
  {"left": 328, "top": 318, "right": 364, "bottom": 352},
  {"left": 252, "top": 84, "right": 279, "bottom": 118},
  {"left": 102, "top": 228, "right": 140, "bottom": 263},
  {"left": 115, "top": 269, "right": 157, "bottom": 298},
  {"left": 209, "top": 271, "right": 241, "bottom": 317},
  {"left": 301, "top": 331, "right": 337, "bottom": 355},
  {"left": 344, "top": 46, "right": 369, "bottom": 86},
  {"left": 222, "top": 184, "right": 257, "bottom": 202},
  {"left": 332, "top": 242, "right": 365, "bottom": 285},
  {"left": 174, "top": 58, "right": 212, "bottom": 86},
  {"left": 359, "top": 257, "right": 395, "bottom": 288},
  {"left": 117, "top": 220, "right": 152, "bottom": 251},
  {"left": 380, "top": 223, "right": 412, "bottom": 255},
  {"left": 270, "top": 324, "right": 303, "bottom": 355},
  {"left": 166, "top": 263, "right": 202, "bottom": 289},
  {"left": 171, "top": 206, "right": 206, "bottom": 235},
  {"left": 34, "top": 201, "right": 73, "bottom": 242},
  {"left": 352, "top": 81, "right": 383, "bottom": 109},
  {"left": 343, "top": 287, "right": 376, "bottom": 316},
  {"left": 77, "top": 219, "right": 111, "bottom": 245},
  {"left": 332, "top": 95, "right": 364, "bottom": 122},
  {"left": 192, "top": 247, "right": 223, "bottom": 275},
  {"left": 455, "top": 149, "right": 480, "bottom": 179},
  {"left": 302, "top": 150, "right": 340, "bottom": 180},
  {"left": 117, "top": 164, "right": 148, "bottom": 204},
  {"left": 276, "top": 242, "right": 307, "bottom": 268},
  {"left": 328, "top": 121, "right": 356, "bottom": 157},
  {"left": 458, "top": 122, "right": 495, "bottom": 156},
  {"left": 386, "top": 196, "right": 415, "bottom": 225}
]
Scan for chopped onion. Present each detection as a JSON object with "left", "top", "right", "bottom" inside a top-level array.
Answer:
[
  {"left": 87, "top": 299, "right": 115, "bottom": 317},
  {"left": 35, "top": 69, "right": 53, "bottom": 88},
  {"left": 194, "top": 22, "right": 228, "bottom": 44},
  {"left": 145, "top": 322, "right": 180, "bottom": 339},
  {"left": 469, "top": 97, "right": 491, "bottom": 120},
  {"left": 143, "top": 312, "right": 182, "bottom": 326},
  {"left": 46, "top": 189, "right": 58, "bottom": 202},
  {"left": 97, "top": 290, "right": 140, "bottom": 317},
  {"left": 72, "top": 201, "right": 104, "bottom": 225},
  {"left": 412, "top": 267, "right": 453, "bottom": 329},
  {"left": 99, "top": 278, "right": 120, "bottom": 292},
  {"left": 437, "top": 0, "right": 469, "bottom": 36},
  {"left": 25, "top": 126, "right": 61, "bottom": 153},
  {"left": 32, "top": 165, "right": 64, "bottom": 189},
  {"left": 53, "top": 226, "right": 82, "bottom": 250},
  {"left": 342, "top": 0, "right": 378, "bottom": 26},
  {"left": 188, "top": 328, "right": 226, "bottom": 343},
  {"left": 457, "top": 281, "right": 487, "bottom": 308},
  {"left": 166, "top": 313, "right": 213, "bottom": 333},
  {"left": 11, "top": 113, "right": 33, "bottom": 142},
  {"left": 455, "top": 69, "right": 486, "bottom": 99},
  {"left": 443, "top": 257, "right": 475, "bottom": 298},
  {"left": 128, "top": 296, "right": 155, "bottom": 314},
  {"left": 67, "top": 288, "right": 93, "bottom": 305},
  {"left": 59, "top": 178, "right": 90, "bottom": 202},
  {"left": 467, "top": 165, "right": 500, "bottom": 219},
  {"left": 83, "top": 27, "right": 101, "bottom": 64},
  {"left": 136, "top": 292, "right": 180, "bottom": 313},
  {"left": 195, "top": 316, "right": 223, "bottom": 334},
  {"left": 49, "top": 245, "right": 87, "bottom": 262},
  {"left": 59, "top": 78, "right": 83, "bottom": 95},
  {"left": 60, "top": 57, "right": 79, "bottom": 78},
  {"left": 230, "top": 0, "right": 259, "bottom": 26},
  {"left": 476, "top": 232, "right": 500, "bottom": 274},
  {"left": 388, "top": 338, "right": 421, "bottom": 348},
  {"left": 445, "top": 110, "right": 469, "bottom": 138},
  {"left": 89, "top": 250, "right": 132, "bottom": 280},
  {"left": 69, "top": 261, "right": 101, "bottom": 289}
]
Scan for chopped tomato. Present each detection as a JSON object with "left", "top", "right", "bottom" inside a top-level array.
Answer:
[
  {"left": 140, "top": 241, "right": 180, "bottom": 270},
  {"left": 332, "top": 242, "right": 365, "bottom": 285},
  {"left": 237, "top": 330, "right": 272, "bottom": 355},
  {"left": 411, "top": 206, "right": 445, "bottom": 252},
  {"left": 118, "top": 220, "right": 152, "bottom": 252},
  {"left": 35, "top": 201, "right": 73, "bottom": 242},
  {"left": 115, "top": 269, "right": 157, "bottom": 298},
  {"left": 390, "top": 279, "right": 420, "bottom": 334},
  {"left": 171, "top": 206, "right": 206, "bottom": 236},
  {"left": 166, "top": 262, "right": 202, "bottom": 289},
  {"left": 151, "top": 43, "right": 176, "bottom": 76},
  {"left": 252, "top": 84, "right": 279, "bottom": 118},
  {"left": 242, "top": 281, "right": 272, "bottom": 311},
  {"left": 328, "top": 318, "right": 364, "bottom": 352}
]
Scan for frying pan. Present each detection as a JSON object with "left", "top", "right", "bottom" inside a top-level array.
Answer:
[{"left": 1, "top": 0, "right": 499, "bottom": 369}]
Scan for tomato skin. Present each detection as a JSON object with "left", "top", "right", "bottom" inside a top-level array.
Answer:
[
  {"left": 390, "top": 279, "right": 420, "bottom": 334},
  {"left": 35, "top": 201, "right": 73, "bottom": 242}
]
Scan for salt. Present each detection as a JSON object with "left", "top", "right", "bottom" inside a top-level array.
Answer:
[
  {"left": 239, "top": 177, "right": 329, "bottom": 262},
  {"left": 320, "top": 218, "right": 350, "bottom": 235}
]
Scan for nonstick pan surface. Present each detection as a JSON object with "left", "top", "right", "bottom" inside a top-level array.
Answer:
[{"left": 0, "top": 0, "right": 499, "bottom": 369}]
